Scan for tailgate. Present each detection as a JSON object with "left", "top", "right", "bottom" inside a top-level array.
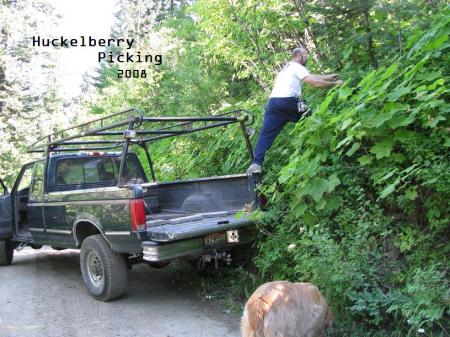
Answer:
[{"left": 146, "top": 211, "right": 254, "bottom": 242}]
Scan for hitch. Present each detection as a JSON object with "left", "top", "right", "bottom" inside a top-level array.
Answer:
[{"left": 196, "top": 250, "right": 233, "bottom": 270}]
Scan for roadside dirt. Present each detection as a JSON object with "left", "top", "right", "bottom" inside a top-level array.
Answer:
[{"left": 0, "top": 247, "right": 241, "bottom": 337}]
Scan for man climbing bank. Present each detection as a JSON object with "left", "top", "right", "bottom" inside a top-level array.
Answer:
[{"left": 247, "top": 47, "right": 343, "bottom": 173}]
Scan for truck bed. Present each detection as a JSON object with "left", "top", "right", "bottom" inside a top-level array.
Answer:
[{"left": 141, "top": 173, "right": 258, "bottom": 242}]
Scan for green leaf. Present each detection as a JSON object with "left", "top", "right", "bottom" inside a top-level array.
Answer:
[
  {"left": 326, "top": 174, "right": 341, "bottom": 192},
  {"left": 394, "top": 129, "right": 418, "bottom": 142},
  {"left": 303, "top": 211, "right": 316, "bottom": 226},
  {"left": 315, "top": 91, "right": 336, "bottom": 115},
  {"left": 378, "top": 63, "right": 399, "bottom": 83},
  {"left": 425, "top": 31, "right": 448, "bottom": 51},
  {"left": 234, "top": 210, "right": 245, "bottom": 219},
  {"left": 425, "top": 114, "right": 446, "bottom": 128},
  {"left": 340, "top": 118, "right": 353, "bottom": 131},
  {"left": 335, "top": 136, "right": 352, "bottom": 150},
  {"left": 370, "top": 139, "right": 395, "bottom": 159},
  {"left": 388, "top": 86, "right": 411, "bottom": 101},
  {"left": 342, "top": 46, "right": 353, "bottom": 60},
  {"left": 358, "top": 155, "right": 373, "bottom": 166},
  {"left": 292, "top": 202, "right": 308, "bottom": 218},
  {"left": 387, "top": 113, "right": 415, "bottom": 129},
  {"left": 379, "top": 169, "right": 397, "bottom": 182},
  {"left": 404, "top": 188, "right": 417, "bottom": 201},
  {"left": 444, "top": 137, "right": 450, "bottom": 147},
  {"left": 305, "top": 178, "right": 329, "bottom": 202},
  {"left": 416, "top": 70, "right": 441, "bottom": 82},
  {"left": 346, "top": 142, "right": 360, "bottom": 156},
  {"left": 379, "top": 178, "right": 400, "bottom": 199},
  {"left": 383, "top": 102, "right": 409, "bottom": 114},
  {"left": 338, "top": 87, "right": 352, "bottom": 101},
  {"left": 392, "top": 153, "right": 406, "bottom": 163},
  {"left": 371, "top": 112, "right": 393, "bottom": 128},
  {"left": 324, "top": 195, "right": 342, "bottom": 211}
]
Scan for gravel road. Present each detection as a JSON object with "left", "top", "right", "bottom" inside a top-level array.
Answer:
[{"left": 0, "top": 247, "right": 241, "bottom": 337}]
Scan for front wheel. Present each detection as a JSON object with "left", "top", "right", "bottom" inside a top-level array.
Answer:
[
  {"left": 80, "top": 235, "right": 127, "bottom": 301},
  {"left": 0, "top": 240, "right": 14, "bottom": 266}
]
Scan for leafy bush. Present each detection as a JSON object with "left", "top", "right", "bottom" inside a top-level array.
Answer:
[{"left": 254, "top": 9, "right": 449, "bottom": 336}]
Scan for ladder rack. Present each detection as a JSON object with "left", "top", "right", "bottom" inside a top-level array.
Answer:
[
  {"left": 26, "top": 108, "right": 255, "bottom": 185},
  {"left": 27, "top": 108, "right": 254, "bottom": 154}
]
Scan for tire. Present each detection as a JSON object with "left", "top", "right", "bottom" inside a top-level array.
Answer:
[
  {"left": 0, "top": 240, "right": 14, "bottom": 266},
  {"left": 80, "top": 234, "right": 127, "bottom": 301}
]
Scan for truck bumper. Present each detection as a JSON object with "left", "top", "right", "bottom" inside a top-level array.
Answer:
[{"left": 142, "top": 226, "right": 255, "bottom": 262}]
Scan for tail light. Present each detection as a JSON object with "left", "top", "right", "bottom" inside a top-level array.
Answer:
[{"left": 130, "top": 199, "right": 147, "bottom": 231}]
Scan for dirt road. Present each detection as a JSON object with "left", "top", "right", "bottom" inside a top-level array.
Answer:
[{"left": 0, "top": 247, "right": 241, "bottom": 337}]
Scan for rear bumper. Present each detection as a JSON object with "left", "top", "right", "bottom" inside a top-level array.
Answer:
[{"left": 142, "top": 226, "right": 255, "bottom": 262}]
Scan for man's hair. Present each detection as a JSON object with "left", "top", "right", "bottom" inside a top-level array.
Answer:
[{"left": 292, "top": 47, "right": 305, "bottom": 58}]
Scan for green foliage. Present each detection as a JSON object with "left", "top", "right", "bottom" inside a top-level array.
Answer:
[
  {"left": 255, "top": 9, "right": 450, "bottom": 336},
  {"left": 0, "top": 0, "right": 64, "bottom": 185}
]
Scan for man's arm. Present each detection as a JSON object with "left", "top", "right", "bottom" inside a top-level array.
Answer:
[
  {"left": 302, "top": 74, "right": 342, "bottom": 88},
  {"left": 314, "top": 74, "right": 339, "bottom": 81}
]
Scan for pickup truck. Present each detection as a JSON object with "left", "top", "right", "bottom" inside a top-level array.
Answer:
[{"left": 0, "top": 109, "right": 261, "bottom": 301}]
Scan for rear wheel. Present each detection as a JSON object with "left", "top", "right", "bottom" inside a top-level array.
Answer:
[
  {"left": 80, "top": 235, "right": 127, "bottom": 301},
  {"left": 0, "top": 240, "right": 14, "bottom": 266}
]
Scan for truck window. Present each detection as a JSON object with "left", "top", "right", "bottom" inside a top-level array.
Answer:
[
  {"left": 30, "top": 161, "right": 45, "bottom": 201},
  {"left": 56, "top": 160, "right": 84, "bottom": 185},
  {"left": 112, "top": 157, "right": 144, "bottom": 184},
  {"left": 55, "top": 155, "right": 146, "bottom": 187}
]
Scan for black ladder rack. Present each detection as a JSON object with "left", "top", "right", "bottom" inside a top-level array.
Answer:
[{"left": 26, "top": 107, "right": 255, "bottom": 185}]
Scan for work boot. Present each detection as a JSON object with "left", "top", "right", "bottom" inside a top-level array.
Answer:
[{"left": 246, "top": 163, "right": 262, "bottom": 174}]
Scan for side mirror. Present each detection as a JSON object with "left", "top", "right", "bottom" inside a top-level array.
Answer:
[{"left": 0, "top": 177, "right": 8, "bottom": 195}]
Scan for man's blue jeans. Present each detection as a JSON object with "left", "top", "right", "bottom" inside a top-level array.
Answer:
[{"left": 253, "top": 97, "right": 300, "bottom": 166}]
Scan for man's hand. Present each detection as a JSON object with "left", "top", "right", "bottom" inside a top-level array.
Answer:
[
  {"left": 330, "top": 74, "right": 339, "bottom": 81},
  {"left": 304, "top": 75, "right": 343, "bottom": 88}
]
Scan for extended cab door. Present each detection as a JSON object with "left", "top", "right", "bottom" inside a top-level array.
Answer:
[{"left": 0, "top": 178, "right": 12, "bottom": 239}]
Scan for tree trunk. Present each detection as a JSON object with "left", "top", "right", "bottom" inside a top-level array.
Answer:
[{"left": 363, "top": 10, "right": 378, "bottom": 68}]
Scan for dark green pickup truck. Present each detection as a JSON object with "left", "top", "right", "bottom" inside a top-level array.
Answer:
[{"left": 0, "top": 109, "right": 262, "bottom": 301}]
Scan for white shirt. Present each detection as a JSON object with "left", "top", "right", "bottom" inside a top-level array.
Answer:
[{"left": 269, "top": 61, "right": 310, "bottom": 98}]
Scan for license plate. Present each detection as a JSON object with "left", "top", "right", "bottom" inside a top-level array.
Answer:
[{"left": 204, "top": 232, "right": 226, "bottom": 246}]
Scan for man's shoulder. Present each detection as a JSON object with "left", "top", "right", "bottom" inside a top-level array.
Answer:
[
  {"left": 289, "top": 61, "right": 307, "bottom": 70},
  {"left": 286, "top": 61, "right": 308, "bottom": 73}
]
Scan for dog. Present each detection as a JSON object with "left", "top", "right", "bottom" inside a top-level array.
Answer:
[{"left": 241, "top": 281, "right": 333, "bottom": 337}]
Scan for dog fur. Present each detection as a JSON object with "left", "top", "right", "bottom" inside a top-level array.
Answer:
[{"left": 241, "top": 281, "right": 333, "bottom": 337}]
